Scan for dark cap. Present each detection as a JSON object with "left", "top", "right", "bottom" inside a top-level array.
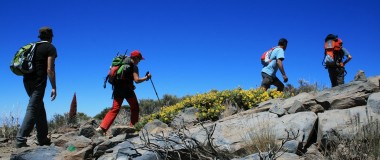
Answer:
[
  {"left": 130, "top": 50, "right": 145, "bottom": 60},
  {"left": 38, "top": 26, "right": 54, "bottom": 39}
]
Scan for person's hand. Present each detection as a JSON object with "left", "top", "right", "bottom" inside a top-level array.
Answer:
[
  {"left": 339, "top": 62, "right": 344, "bottom": 67},
  {"left": 283, "top": 75, "right": 288, "bottom": 83},
  {"left": 146, "top": 73, "right": 152, "bottom": 80},
  {"left": 51, "top": 89, "right": 56, "bottom": 101},
  {"left": 145, "top": 72, "right": 152, "bottom": 81}
]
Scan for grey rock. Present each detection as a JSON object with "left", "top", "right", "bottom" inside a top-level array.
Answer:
[
  {"left": 10, "top": 146, "right": 61, "bottom": 160},
  {"left": 367, "top": 92, "right": 380, "bottom": 114},
  {"left": 78, "top": 124, "right": 96, "bottom": 138},
  {"left": 354, "top": 70, "right": 367, "bottom": 81},
  {"left": 170, "top": 107, "right": 199, "bottom": 129},
  {"left": 269, "top": 103, "right": 287, "bottom": 116},
  {"left": 315, "top": 80, "right": 379, "bottom": 110}
]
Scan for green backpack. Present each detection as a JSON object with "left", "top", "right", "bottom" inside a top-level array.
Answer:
[
  {"left": 10, "top": 41, "right": 47, "bottom": 76},
  {"left": 103, "top": 53, "right": 133, "bottom": 89}
]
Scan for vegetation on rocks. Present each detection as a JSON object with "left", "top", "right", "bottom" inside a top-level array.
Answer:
[{"left": 135, "top": 87, "right": 286, "bottom": 130}]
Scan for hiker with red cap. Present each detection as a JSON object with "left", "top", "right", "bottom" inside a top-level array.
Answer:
[
  {"left": 323, "top": 34, "right": 352, "bottom": 87},
  {"left": 96, "top": 50, "right": 151, "bottom": 134}
]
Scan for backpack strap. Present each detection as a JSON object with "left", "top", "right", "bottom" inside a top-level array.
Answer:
[{"left": 103, "top": 75, "right": 109, "bottom": 88}]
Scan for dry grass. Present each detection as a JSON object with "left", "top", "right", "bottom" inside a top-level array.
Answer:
[
  {"left": 324, "top": 115, "right": 380, "bottom": 159},
  {"left": 0, "top": 109, "right": 21, "bottom": 140},
  {"left": 241, "top": 117, "right": 278, "bottom": 155}
]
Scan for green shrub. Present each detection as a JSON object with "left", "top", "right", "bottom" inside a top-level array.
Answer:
[{"left": 48, "top": 112, "right": 91, "bottom": 131}]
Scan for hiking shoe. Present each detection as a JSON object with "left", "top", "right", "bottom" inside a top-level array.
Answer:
[
  {"left": 16, "top": 143, "right": 30, "bottom": 148},
  {"left": 96, "top": 127, "right": 105, "bottom": 135},
  {"left": 38, "top": 138, "right": 51, "bottom": 146}
]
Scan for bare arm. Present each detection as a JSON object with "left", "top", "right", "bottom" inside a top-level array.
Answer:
[
  {"left": 277, "top": 58, "right": 288, "bottom": 82},
  {"left": 47, "top": 56, "right": 57, "bottom": 101},
  {"left": 343, "top": 55, "right": 352, "bottom": 66},
  {"left": 133, "top": 72, "right": 151, "bottom": 84}
]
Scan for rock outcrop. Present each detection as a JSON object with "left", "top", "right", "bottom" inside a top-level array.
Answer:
[{"left": 7, "top": 74, "right": 380, "bottom": 160}]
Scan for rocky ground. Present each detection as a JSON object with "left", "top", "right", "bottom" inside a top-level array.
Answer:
[
  {"left": 0, "top": 144, "right": 16, "bottom": 159},
  {"left": 1, "top": 73, "right": 379, "bottom": 160},
  {"left": 0, "top": 137, "right": 32, "bottom": 159}
]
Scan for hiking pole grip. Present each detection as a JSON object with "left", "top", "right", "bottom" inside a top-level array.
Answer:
[
  {"left": 146, "top": 71, "right": 161, "bottom": 104},
  {"left": 145, "top": 71, "right": 150, "bottom": 81}
]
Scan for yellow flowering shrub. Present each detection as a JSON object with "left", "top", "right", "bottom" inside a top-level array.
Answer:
[{"left": 135, "top": 87, "right": 287, "bottom": 130}]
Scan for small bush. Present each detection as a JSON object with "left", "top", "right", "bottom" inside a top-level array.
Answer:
[
  {"left": 0, "top": 111, "right": 20, "bottom": 140},
  {"left": 324, "top": 116, "right": 380, "bottom": 159},
  {"left": 241, "top": 118, "right": 277, "bottom": 155},
  {"left": 48, "top": 112, "right": 91, "bottom": 131},
  {"left": 283, "top": 79, "right": 327, "bottom": 97}
]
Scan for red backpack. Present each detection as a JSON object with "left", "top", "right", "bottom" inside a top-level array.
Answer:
[{"left": 261, "top": 47, "right": 276, "bottom": 66}]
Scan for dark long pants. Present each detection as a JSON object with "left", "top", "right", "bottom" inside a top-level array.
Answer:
[
  {"left": 261, "top": 72, "right": 284, "bottom": 91},
  {"left": 16, "top": 79, "right": 48, "bottom": 145},
  {"left": 328, "top": 67, "right": 345, "bottom": 87}
]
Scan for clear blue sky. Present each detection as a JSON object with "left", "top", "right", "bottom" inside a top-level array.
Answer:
[{"left": 1, "top": 0, "right": 379, "bottom": 120}]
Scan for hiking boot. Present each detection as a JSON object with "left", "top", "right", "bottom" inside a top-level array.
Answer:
[
  {"left": 16, "top": 143, "right": 30, "bottom": 148},
  {"left": 96, "top": 127, "right": 105, "bottom": 135},
  {"left": 38, "top": 138, "right": 51, "bottom": 146}
]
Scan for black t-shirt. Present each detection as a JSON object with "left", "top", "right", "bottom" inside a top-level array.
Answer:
[
  {"left": 24, "top": 42, "right": 57, "bottom": 84},
  {"left": 113, "top": 64, "right": 139, "bottom": 98}
]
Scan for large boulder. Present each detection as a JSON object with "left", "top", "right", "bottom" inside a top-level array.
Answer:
[
  {"left": 367, "top": 92, "right": 380, "bottom": 114},
  {"left": 317, "top": 105, "right": 380, "bottom": 149},
  {"left": 10, "top": 146, "right": 62, "bottom": 160},
  {"left": 189, "top": 111, "right": 317, "bottom": 154},
  {"left": 315, "top": 81, "right": 379, "bottom": 110}
]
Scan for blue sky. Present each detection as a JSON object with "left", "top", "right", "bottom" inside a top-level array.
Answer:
[{"left": 1, "top": 0, "right": 379, "bottom": 120}]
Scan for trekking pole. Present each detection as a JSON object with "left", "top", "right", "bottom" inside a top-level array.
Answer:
[{"left": 146, "top": 71, "right": 161, "bottom": 104}]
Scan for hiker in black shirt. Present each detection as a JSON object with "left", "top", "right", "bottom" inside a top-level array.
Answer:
[
  {"left": 96, "top": 50, "right": 151, "bottom": 134},
  {"left": 16, "top": 27, "right": 57, "bottom": 148}
]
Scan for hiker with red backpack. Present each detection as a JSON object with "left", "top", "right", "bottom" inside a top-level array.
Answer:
[
  {"left": 260, "top": 38, "right": 288, "bottom": 91},
  {"left": 323, "top": 34, "right": 352, "bottom": 87},
  {"left": 96, "top": 50, "right": 151, "bottom": 134}
]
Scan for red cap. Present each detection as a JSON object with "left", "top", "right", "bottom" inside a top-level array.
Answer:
[{"left": 130, "top": 50, "right": 145, "bottom": 60}]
